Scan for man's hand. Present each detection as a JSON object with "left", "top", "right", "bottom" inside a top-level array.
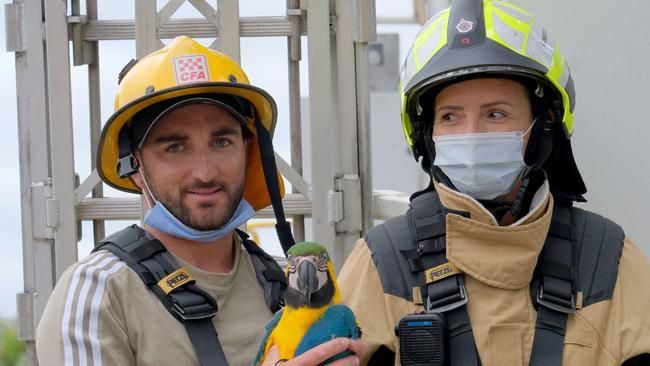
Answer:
[{"left": 261, "top": 338, "right": 365, "bottom": 366}]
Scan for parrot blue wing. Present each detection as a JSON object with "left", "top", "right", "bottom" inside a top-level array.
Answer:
[
  {"left": 252, "top": 308, "right": 284, "bottom": 366},
  {"left": 295, "top": 304, "right": 361, "bottom": 364}
]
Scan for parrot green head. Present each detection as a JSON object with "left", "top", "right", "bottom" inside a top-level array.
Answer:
[{"left": 284, "top": 242, "right": 340, "bottom": 309}]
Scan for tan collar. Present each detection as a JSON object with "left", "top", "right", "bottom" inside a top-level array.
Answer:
[{"left": 433, "top": 180, "right": 553, "bottom": 289}]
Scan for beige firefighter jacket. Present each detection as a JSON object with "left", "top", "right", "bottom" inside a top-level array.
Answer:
[{"left": 339, "top": 180, "right": 650, "bottom": 366}]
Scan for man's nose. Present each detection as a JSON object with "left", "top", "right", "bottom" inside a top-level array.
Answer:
[{"left": 191, "top": 149, "right": 214, "bottom": 182}]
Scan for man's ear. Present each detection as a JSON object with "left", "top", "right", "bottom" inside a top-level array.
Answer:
[
  {"left": 129, "top": 151, "right": 145, "bottom": 189},
  {"left": 131, "top": 171, "right": 144, "bottom": 190}
]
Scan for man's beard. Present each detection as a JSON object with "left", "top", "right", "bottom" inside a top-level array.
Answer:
[{"left": 145, "top": 172, "right": 246, "bottom": 231}]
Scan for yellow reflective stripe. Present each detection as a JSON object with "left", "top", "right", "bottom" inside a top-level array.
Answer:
[
  {"left": 546, "top": 48, "right": 574, "bottom": 134},
  {"left": 157, "top": 267, "right": 195, "bottom": 294},
  {"left": 558, "top": 60, "right": 571, "bottom": 90},
  {"left": 524, "top": 22, "right": 555, "bottom": 68},
  {"left": 400, "top": 47, "right": 417, "bottom": 91},
  {"left": 547, "top": 46, "right": 565, "bottom": 87},
  {"left": 491, "top": 8, "right": 526, "bottom": 52},
  {"left": 492, "top": 0, "right": 532, "bottom": 24},
  {"left": 402, "top": 10, "right": 450, "bottom": 83},
  {"left": 400, "top": 80, "right": 415, "bottom": 147},
  {"left": 414, "top": 18, "right": 444, "bottom": 71}
]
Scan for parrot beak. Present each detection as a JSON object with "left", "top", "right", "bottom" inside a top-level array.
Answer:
[{"left": 297, "top": 260, "right": 318, "bottom": 307}]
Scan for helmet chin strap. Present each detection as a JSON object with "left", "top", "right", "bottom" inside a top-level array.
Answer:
[
  {"left": 421, "top": 122, "right": 457, "bottom": 189},
  {"left": 137, "top": 163, "right": 157, "bottom": 209},
  {"left": 509, "top": 106, "right": 554, "bottom": 217}
]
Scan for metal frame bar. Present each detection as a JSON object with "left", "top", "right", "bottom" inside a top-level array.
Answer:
[
  {"left": 76, "top": 194, "right": 312, "bottom": 220},
  {"left": 353, "top": 0, "right": 376, "bottom": 235},
  {"left": 44, "top": 0, "right": 78, "bottom": 278},
  {"left": 333, "top": 0, "right": 364, "bottom": 262},
  {"left": 135, "top": 0, "right": 160, "bottom": 57},
  {"left": 12, "top": 0, "right": 54, "bottom": 362},
  {"left": 86, "top": 0, "right": 106, "bottom": 243},
  {"left": 216, "top": 0, "right": 240, "bottom": 61},
  {"left": 286, "top": 0, "right": 305, "bottom": 242},
  {"left": 307, "top": 0, "right": 338, "bottom": 262},
  {"left": 70, "top": 17, "right": 308, "bottom": 41}
]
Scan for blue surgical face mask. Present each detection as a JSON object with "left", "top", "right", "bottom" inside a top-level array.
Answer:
[
  {"left": 432, "top": 122, "right": 534, "bottom": 200},
  {"left": 139, "top": 167, "right": 254, "bottom": 242},
  {"left": 143, "top": 198, "right": 254, "bottom": 242}
]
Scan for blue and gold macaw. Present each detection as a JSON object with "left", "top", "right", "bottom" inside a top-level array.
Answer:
[{"left": 253, "top": 242, "right": 360, "bottom": 365}]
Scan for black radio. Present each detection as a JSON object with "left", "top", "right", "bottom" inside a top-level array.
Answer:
[{"left": 395, "top": 313, "right": 447, "bottom": 366}]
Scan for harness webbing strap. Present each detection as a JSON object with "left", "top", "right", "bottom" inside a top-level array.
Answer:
[
  {"left": 447, "top": 304, "right": 481, "bottom": 365},
  {"left": 409, "top": 192, "right": 482, "bottom": 366},
  {"left": 529, "top": 307, "right": 569, "bottom": 365},
  {"left": 184, "top": 319, "right": 229, "bottom": 365},
  {"left": 529, "top": 206, "right": 576, "bottom": 366},
  {"left": 239, "top": 229, "right": 287, "bottom": 312}
]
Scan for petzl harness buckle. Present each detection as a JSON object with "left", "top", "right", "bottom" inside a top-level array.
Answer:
[
  {"left": 169, "top": 290, "right": 219, "bottom": 321},
  {"left": 426, "top": 276, "right": 468, "bottom": 313}
]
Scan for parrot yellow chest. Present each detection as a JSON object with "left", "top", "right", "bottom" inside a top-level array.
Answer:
[{"left": 265, "top": 306, "right": 328, "bottom": 360}]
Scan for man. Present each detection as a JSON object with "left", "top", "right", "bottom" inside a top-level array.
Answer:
[
  {"left": 36, "top": 36, "right": 361, "bottom": 366},
  {"left": 339, "top": 1, "right": 650, "bottom": 365}
]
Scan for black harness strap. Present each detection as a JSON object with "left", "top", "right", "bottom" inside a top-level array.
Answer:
[
  {"left": 93, "top": 225, "right": 286, "bottom": 366},
  {"left": 529, "top": 206, "right": 576, "bottom": 366},
  {"left": 408, "top": 192, "right": 482, "bottom": 366},
  {"left": 238, "top": 229, "right": 287, "bottom": 313}
]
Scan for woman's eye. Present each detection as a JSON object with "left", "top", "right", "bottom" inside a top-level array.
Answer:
[
  {"left": 487, "top": 111, "right": 506, "bottom": 119},
  {"left": 437, "top": 113, "right": 458, "bottom": 123}
]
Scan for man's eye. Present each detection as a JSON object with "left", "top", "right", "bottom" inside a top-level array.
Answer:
[
  {"left": 214, "top": 138, "right": 232, "bottom": 148},
  {"left": 166, "top": 143, "right": 185, "bottom": 153}
]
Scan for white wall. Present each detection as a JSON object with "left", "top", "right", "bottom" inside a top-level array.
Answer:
[{"left": 510, "top": 0, "right": 650, "bottom": 255}]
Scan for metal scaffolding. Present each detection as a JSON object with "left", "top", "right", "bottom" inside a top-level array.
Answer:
[{"left": 4, "top": 0, "right": 437, "bottom": 364}]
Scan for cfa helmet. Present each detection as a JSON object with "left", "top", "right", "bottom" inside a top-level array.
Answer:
[
  {"left": 97, "top": 36, "right": 284, "bottom": 211},
  {"left": 400, "top": 0, "right": 586, "bottom": 200}
]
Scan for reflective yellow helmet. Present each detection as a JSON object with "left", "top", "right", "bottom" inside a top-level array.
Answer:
[
  {"left": 97, "top": 36, "right": 284, "bottom": 211},
  {"left": 400, "top": 0, "right": 586, "bottom": 199},
  {"left": 401, "top": 0, "right": 575, "bottom": 155}
]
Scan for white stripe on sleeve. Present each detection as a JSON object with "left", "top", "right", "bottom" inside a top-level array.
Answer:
[{"left": 61, "top": 252, "right": 125, "bottom": 366}]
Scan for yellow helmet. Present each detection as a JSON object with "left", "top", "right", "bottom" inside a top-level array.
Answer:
[{"left": 97, "top": 36, "right": 284, "bottom": 211}]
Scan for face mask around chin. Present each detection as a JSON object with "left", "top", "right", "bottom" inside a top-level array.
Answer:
[
  {"left": 432, "top": 126, "right": 533, "bottom": 200},
  {"left": 142, "top": 198, "right": 255, "bottom": 242}
]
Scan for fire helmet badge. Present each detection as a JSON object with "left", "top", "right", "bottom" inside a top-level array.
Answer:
[{"left": 455, "top": 18, "right": 474, "bottom": 33}]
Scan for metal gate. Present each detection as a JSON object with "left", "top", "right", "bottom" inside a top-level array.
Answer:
[{"left": 6, "top": 0, "right": 385, "bottom": 363}]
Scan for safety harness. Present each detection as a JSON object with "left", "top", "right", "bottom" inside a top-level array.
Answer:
[
  {"left": 366, "top": 189, "right": 624, "bottom": 365},
  {"left": 93, "top": 224, "right": 287, "bottom": 366}
]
